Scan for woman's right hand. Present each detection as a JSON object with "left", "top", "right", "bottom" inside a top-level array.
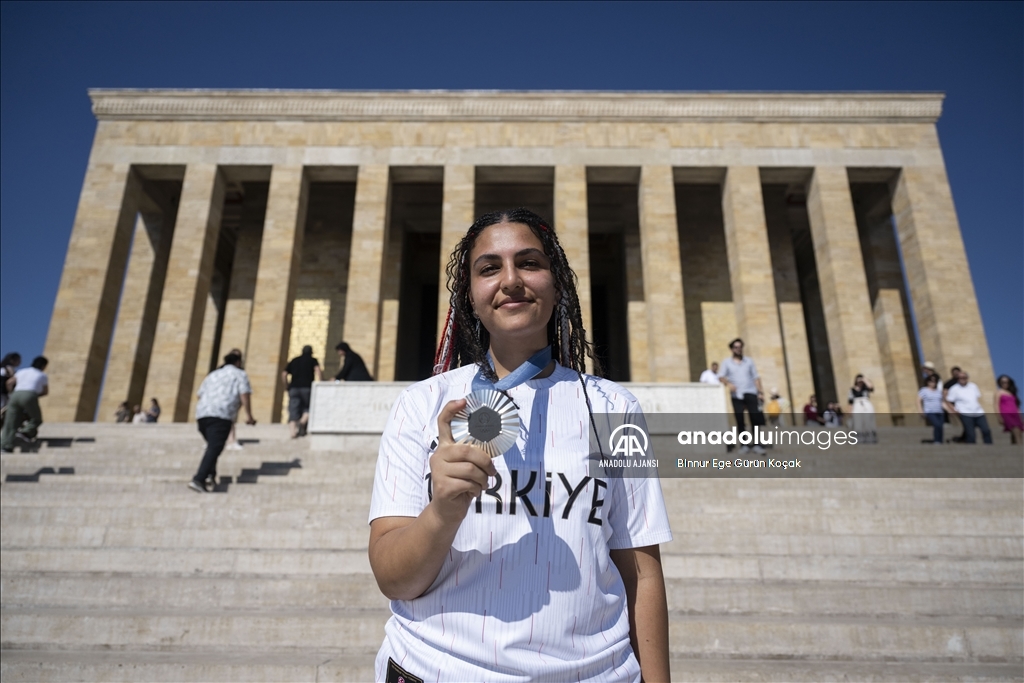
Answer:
[{"left": 429, "top": 398, "right": 498, "bottom": 525}]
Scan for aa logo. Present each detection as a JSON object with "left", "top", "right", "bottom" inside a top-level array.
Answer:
[{"left": 608, "top": 423, "right": 649, "bottom": 458}]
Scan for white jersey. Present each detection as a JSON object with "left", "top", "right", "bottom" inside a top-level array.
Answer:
[{"left": 369, "top": 363, "right": 672, "bottom": 683}]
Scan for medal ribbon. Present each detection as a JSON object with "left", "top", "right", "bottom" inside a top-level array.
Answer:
[{"left": 471, "top": 346, "right": 553, "bottom": 392}]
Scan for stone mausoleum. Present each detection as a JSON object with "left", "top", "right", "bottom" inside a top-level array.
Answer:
[{"left": 43, "top": 90, "right": 994, "bottom": 424}]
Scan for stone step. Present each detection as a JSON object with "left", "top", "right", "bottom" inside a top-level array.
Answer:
[
  {"left": 5, "top": 498, "right": 1020, "bottom": 529},
  {"left": 4, "top": 546, "right": 1020, "bottom": 586},
  {"left": 4, "top": 506, "right": 1018, "bottom": 538},
  {"left": 0, "top": 649, "right": 376, "bottom": 683},
  {"left": 3, "top": 571, "right": 1020, "bottom": 619},
  {"left": 4, "top": 481, "right": 1021, "bottom": 511},
  {"left": 0, "top": 479, "right": 375, "bottom": 500},
  {"left": 666, "top": 614, "right": 1023, "bottom": 661},
  {"left": 3, "top": 608, "right": 1020, "bottom": 661},
  {"left": 5, "top": 505, "right": 1021, "bottom": 558},
  {"left": 4, "top": 497, "right": 1019, "bottom": 540},
  {"left": 2, "top": 650, "right": 1021, "bottom": 683},
  {"left": 0, "top": 607, "right": 389, "bottom": 651},
  {"left": 1, "top": 548, "right": 374, "bottom": 575}
]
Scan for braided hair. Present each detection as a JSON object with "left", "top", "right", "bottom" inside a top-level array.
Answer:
[{"left": 434, "top": 208, "right": 604, "bottom": 453}]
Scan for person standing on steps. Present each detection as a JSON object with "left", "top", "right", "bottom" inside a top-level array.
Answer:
[
  {"left": 943, "top": 371, "right": 992, "bottom": 445},
  {"left": 717, "top": 338, "right": 767, "bottom": 455},
  {"left": 368, "top": 208, "right": 672, "bottom": 683},
  {"left": 917, "top": 374, "right": 945, "bottom": 444},
  {"left": 145, "top": 398, "right": 161, "bottom": 423},
  {"left": 849, "top": 375, "right": 877, "bottom": 443},
  {"left": 995, "top": 375, "right": 1022, "bottom": 445},
  {"left": 699, "top": 361, "right": 720, "bottom": 384},
  {"left": 189, "top": 352, "right": 256, "bottom": 493},
  {"left": 334, "top": 341, "right": 373, "bottom": 381},
  {"left": 282, "top": 345, "right": 323, "bottom": 438}
]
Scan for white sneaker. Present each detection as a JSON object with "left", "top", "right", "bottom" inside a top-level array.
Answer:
[
  {"left": 753, "top": 445, "right": 766, "bottom": 455},
  {"left": 225, "top": 442, "right": 244, "bottom": 451},
  {"left": 739, "top": 445, "right": 751, "bottom": 454}
]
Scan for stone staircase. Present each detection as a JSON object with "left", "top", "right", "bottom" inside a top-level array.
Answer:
[{"left": 1, "top": 423, "right": 1021, "bottom": 681}]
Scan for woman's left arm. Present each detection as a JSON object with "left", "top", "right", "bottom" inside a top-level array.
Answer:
[{"left": 611, "top": 545, "right": 671, "bottom": 683}]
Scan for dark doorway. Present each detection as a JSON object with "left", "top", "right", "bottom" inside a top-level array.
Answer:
[
  {"left": 391, "top": 178, "right": 443, "bottom": 381},
  {"left": 587, "top": 178, "right": 637, "bottom": 381}
]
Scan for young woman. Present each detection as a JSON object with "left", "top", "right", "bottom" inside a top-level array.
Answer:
[
  {"left": 368, "top": 209, "right": 672, "bottom": 683},
  {"left": 995, "top": 375, "right": 1022, "bottom": 445},
  {"left": 917, "top": 374, "right": 945, "bottom": 444},
  {"left": 849, "top": 375, "right": 877, "bottom": 443}
]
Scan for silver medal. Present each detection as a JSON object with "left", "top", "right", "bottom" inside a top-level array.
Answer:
[{"left": 450, "top": 389, "right": 519, "bottom": 458}]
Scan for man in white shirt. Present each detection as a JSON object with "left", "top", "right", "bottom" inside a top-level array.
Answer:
[
  {"left": 1, "top": 356, "right": 49, "bottom": 452},
  {"left": 699, "top": 361, "right": 721, "bottom": 384},
  {"left": 189, "top": 352, "right": 257, "bottom": 492},
  {"left": 943, "top": 371, "right": 992, "bottom": 444},
  {"left": 718, "top": 338, "right": 767, "bottom": 454}
]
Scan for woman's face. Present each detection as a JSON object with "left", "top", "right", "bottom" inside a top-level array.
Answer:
[{"left": 469, "top": 221, "right": 557, "bottom": 348}]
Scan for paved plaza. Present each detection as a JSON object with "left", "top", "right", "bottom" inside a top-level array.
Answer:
[{"left": 1, "top": 422, "right": 1021, "bottom": 681}]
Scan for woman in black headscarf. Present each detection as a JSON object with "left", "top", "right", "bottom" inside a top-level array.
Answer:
[{"left": 334, "top": 342, "right": 373, "bottom": 381}]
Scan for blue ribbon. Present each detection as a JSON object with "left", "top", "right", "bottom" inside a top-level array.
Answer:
[{"left": 471, "top": 346, "right": 553, "bottom": 392}]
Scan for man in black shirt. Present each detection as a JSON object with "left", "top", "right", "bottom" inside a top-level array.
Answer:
[
  {"left": 281, "top": 345, "right": 322, "bottom": 438},
  {"left": 943, "top": 366, "right": 965, "bottom": 443},
  {"left": 334, "top": 342, "right": 373, "bottom": 382}
]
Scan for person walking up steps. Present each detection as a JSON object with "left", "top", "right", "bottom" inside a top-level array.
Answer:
[
  {"left": 224, "top": 348, "right": 246, "bottom": 450},
  {"left": 189, "top": 352, "right": 256, "bottom": 493},
  {"left": 282, "top": 345, "right": 322, "bottom": 438},
  {"left": 0, "top": 352, "right": 21, "bottom": 420},
  {"left": 1, "top": 356, "right": 48, "bottom": 452}
]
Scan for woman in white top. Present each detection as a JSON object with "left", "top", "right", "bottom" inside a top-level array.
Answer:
[
  {"left": 368, "top": 208, "right": 672, "bottom": 682},
  {"left": 848, "top": 375, "right": 877, "bottom": 443}
]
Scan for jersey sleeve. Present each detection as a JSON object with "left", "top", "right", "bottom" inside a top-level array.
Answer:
[
  {"left": 368, "top": 386, "right": 433, "bottom": 523},
  {"left": 604, "top": 396, "right": 673, "bottom": 550}
]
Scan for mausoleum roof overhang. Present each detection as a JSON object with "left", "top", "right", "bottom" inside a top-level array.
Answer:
[{"left": 89, "top": 89, "right": 943, "bottom": 124}]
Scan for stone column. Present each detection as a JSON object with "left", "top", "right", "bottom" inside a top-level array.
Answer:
[
  {"left": 891, "top": 166, "right": 995, "bottom": 397},
  {"left": 436, "top": 165, "right": 475, "bottom": 345},
  {"left": 805, "top": 167, "right": 890, "bottom": 414},
  {"left": 720, "top": 167, "right": 790, "bottom": 405},
  {"left": 219, "top": 222, "right": 263, "bottom": 360},
  {"left": 637, "top": 166, "right": 688, "bottom": 381},
  {"left": 376, "top": 226, "right": 404, "bottom": 381},
  {"left": 778, "top": 302, "right": 815, "bottom": 413},
  {"left": 144, "top": 165, "right": 226, "bottom": 422},
  {"left": 97, "top": 210, "right": 174, "bottom": 421},
  {"left": 342, "top": 164, "right": 391, "bottom": 378},
  {"left": 701, "top": 302, "right": 738, "bottom": 374},
  {"left": 624, "top": 230, "right": 648, "bottom": 382},
  {"left": 873, "top": 289, "right": 920, "bottom": 420},
  {"left": 44, "top": 163, "right": 142, "bottom": 422},
  {"left": 246, "top": 166, "right": 309, "bottom": 424},
  {"left": 554, "top": 165, "right": 593, "bottom": 369},
  {"left": 188, "top": 290, "right": 221, "bottom": 421}
]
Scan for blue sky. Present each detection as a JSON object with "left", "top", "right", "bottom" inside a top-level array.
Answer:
[{"left": 1, "top": 1, "right": 1021, "bottom": 382}]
